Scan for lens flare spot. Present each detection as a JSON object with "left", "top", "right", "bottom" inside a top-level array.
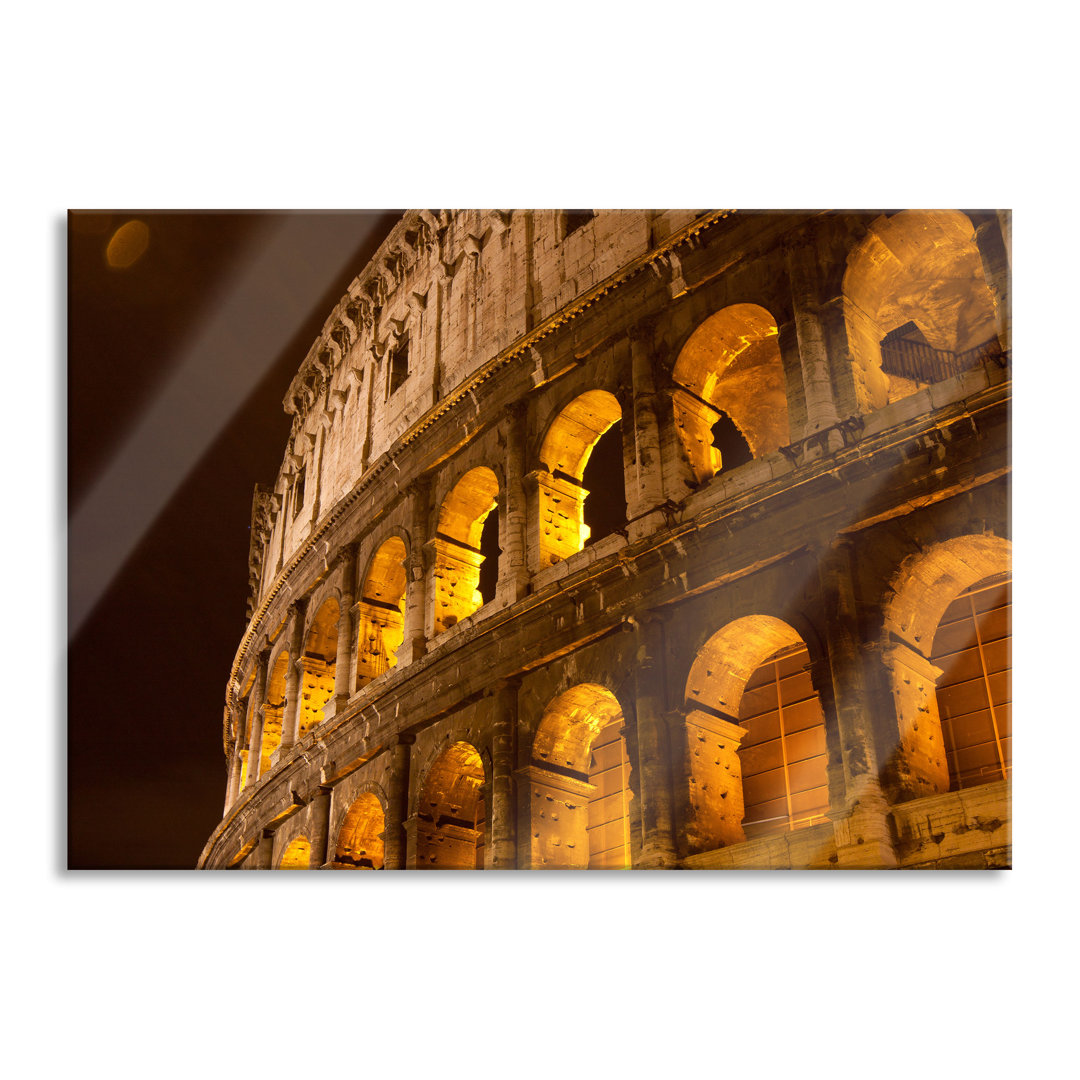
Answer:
[{"left": 106, "top": 220, "right": 150, "bottom": 268}]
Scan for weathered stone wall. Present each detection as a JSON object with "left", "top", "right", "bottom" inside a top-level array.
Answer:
[{"left": 204, "top": 209, "right": 1011, "bottom": 870}]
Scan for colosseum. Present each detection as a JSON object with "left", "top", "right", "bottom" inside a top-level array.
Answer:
[{"left": 197, "top": 209, "right": 1011, "bottom": 871}]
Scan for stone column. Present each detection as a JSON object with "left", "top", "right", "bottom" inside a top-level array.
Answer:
[
  {"left": 679, "top": 707, "right": 749, "bottom": 852},
  {"left": 308, "top": 786, "right": 333, "bottom": 869},
  {"left": 248, "top": 831, "right": 273, "bottom": 870},
  {"left": 384, "top": 734, "right": 414, "bottom": 870},
  {"left": 627, "top": 319, "right": 668, "bottom": 541},
  {"left": 514, "top": 764, "right": 595, "bottom": 869},
  {"left": 486, "top": 680, "right": 519, "bottom": 868},
  {"left": 496, "top": 403, "right": 530, "bottom": 605},
  {"left": 785, "top": 236, "right": 843, "bottom": 445},
  {"left": 818, "top": 540, "right": 897, "bottom": 868},
  {"left": 334, "top": 544, "right": 358, "bottom": 712},
  {"left": 279, "top": 600, "right": 308, "bottom": 753},
  {"left": 245, "top": 649, "right": 270, "bottom": 786},
  {"left": 225, "top": 704, "right": 244, "bottom": 809},
  {"left": 875, "top": 640, "right": 949, "bottom": 803},
  {"left": 632, "top": 616, "right": 678, "bottom": 867},
  {"left": 400, "top": 480, "right": 431, "bottom": 666},
  {"left": 619, "top": 722, "right": 644, "bottom": 868}
]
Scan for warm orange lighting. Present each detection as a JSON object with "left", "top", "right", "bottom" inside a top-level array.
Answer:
[
  {"left": 432, "top": 467, "right": 499, "bottom": 635},
  {"left": 355, "top": 537, "right": 407, "bottom": 687},
  {"left": 672, "top": 303, "right": 787, "bottom": 483},
  {"left": 416, "top": 742, "right": 485, "bottom": 869},
  {"left": 279, "top": 836, "right": 311, "bottom": 869},
  {"left": 105, "top": 219, "right": 150, "bottom": 268},
  {"left": 334, "top": 792, "right": 385, "bottom": 869}
]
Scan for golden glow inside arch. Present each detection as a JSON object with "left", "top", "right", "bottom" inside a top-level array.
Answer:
[
  {"left": 259, "top": 650, "right": 290, "bottom": 774},
  {"left": 685, "top": 615, "right": 805, "bottom": 717},
  {"left": 432, "top": 467, "right": 499, "bottom": 636},
  {"left": 533, "top": 682, "right": 624, "bottom": 776},
  {"left": 682, "top": 615, "right": 824, "bottom": 852},
  {"left": 355, "top": 536, "right": 407, "bottom": 687},
  {"left": 535, "top": 390, "right": 622, "bottom": 566},
  {"left": 279, "top": 835, "right": 311, "bottom": 869},
  {"left": 334, "top": 792, "right": 385, "bottom": 869},
  {"left": 672, "top": 303, "right": 789, "bottom": 484},
  {"left": 539, "top": 389, "right": 622, "bottom": 478},
  {"left": 416, "top": 741, "right": 486, "bottom": 869},
  {"left": 300, "top": 597, "right": 339, "bottom": 736},
  {"left": 530, "top": 683, "right": 631, "bottom": 869},
  {"left": 843, "top": 210, "right": 998, "bottom": 409}
]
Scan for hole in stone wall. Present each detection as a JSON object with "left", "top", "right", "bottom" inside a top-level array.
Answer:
[
  {"left": 388, "top": 335, "right": 409, "bottom": 396},
  {"left": 292, "top": 466, "right": 306, "bottom": 519},
  {"left": 581, "top": 419, "right": 626, "bottom": 546}
]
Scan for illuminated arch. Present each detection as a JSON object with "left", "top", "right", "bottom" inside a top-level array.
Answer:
[
  {"left": 259, "top": 649, "right": 290, "bottom": 774},
  {"left": 843, "top": 210, "right": 1000, "bottom": 410},
  {"left": 355, "top": 536, "right": 407, "bottom": 688},
  {"left": 533, "top": 390, "right": 624, "bottom": 568},
  {"left": 880, "top": 534, "right": 1011, "bottom": 799},
  {"left": 528, "top": 683, "right": 632, "bottom": 868},
  {"left": 672, "top": 303, "right": 790, "bottom": 484},
  {"left": 279, "top": 835, "right": 311, "bottom": 869},
  {"left": 333, "top": 791, "right": 385, "bottom": 869},
  {"left": 299, "top": 597, "right": 338, "bottom": 736},
  {"left": 415, "top": 741, "right": 486, "bottom": 869},
  {"left": 431, "top": 466, "right": 500, "bottom": 636},
  {"left": 682, "top": 615, "right": 829, "bottom": 851}
]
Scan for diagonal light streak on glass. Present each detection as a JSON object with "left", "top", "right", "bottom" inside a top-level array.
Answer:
[{"left": 69, "top": 212, "right": 390, "bottom": 640}]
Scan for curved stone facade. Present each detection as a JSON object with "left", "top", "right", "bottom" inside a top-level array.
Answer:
[{"left": 199, "top": 208, "right": 1012, "bottom": 870}]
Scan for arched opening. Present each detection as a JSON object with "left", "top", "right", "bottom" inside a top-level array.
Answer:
[
  {"left": 355, "top": 537, "right": 407, "bottom": 688},
  {"left": 415, "top": 742, "right": 486, "bottom": 869},
  {"left": 333, "top": 792, "right": 386, "bottom": 869},
  {"left": 580, "top": 417, "right": 627, "bottom": 547},
  {"left": 432, "top": 467, "right": 500, "bottom": 636},
  {"left": 930, "top": 572, "right": 1011, "bottom": 791},
  {"left": 534, "top": 390, "right": 625, "bottom": 568},
  {"left": 880, "top": 534, "right": 1011, "bottom": 801},
  {"left": 529, "top": 684, "right": 632, "bottom": 868},
  {"left": 300, "top": 597, "right": 338, "bottom": 736},
  {"left": 683, "top": 616, "right": 828, "bottom": 852},
  {"left": 672, "top": 303, "right": 789, "bottom": 485},
  {"left": 259, "top": 650, "right": 289, "bottom": 774},
  {"left": 843, "top": 210, "right": 1001, "bottom": 410},
  {"left": 279, "top": 836, "right": 311, "bottom": 869}
]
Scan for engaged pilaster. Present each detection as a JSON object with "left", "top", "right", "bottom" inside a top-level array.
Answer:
[
  {"left": 384, "top": 734, "right": 414, "bottom": 870},
  {"left": 818, "top": 540, "right": 897, "bottom": 868},
  {"left": 486, "top": 680, "right": 519, "bottom": 868},
  {"left": 496, "top": 403, "right": 530, "bottom": 605},
  {"left": 627, "top": 320, "right": 668, "bottom": 541},
  {"left": 632, "top": 616, "right": 678, "bottom": 868},
  {"left": 399, "top": 480, "right": 431, "bottom": 666},
  {"left": 279, "top": 599, "right": 308, "bottom": 753},
  {"left": 334, "top": 543, "right": 359, "bottom": 712},
  {"left": 245, "top": 649, "right": 270, "bottom": 787}
]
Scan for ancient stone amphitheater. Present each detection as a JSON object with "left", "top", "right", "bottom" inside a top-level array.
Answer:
[{"left": 198, "top": 209, "right": 1011, "bottom": 870}]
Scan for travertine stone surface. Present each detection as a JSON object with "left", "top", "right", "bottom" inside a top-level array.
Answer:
[{"left": 203, "top": 210, "right": 1011, "bottom": 871}]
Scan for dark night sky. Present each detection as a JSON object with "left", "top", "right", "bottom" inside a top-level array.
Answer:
[{"left": 68, "top": 211, "right": 400, "bottom": 869}]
